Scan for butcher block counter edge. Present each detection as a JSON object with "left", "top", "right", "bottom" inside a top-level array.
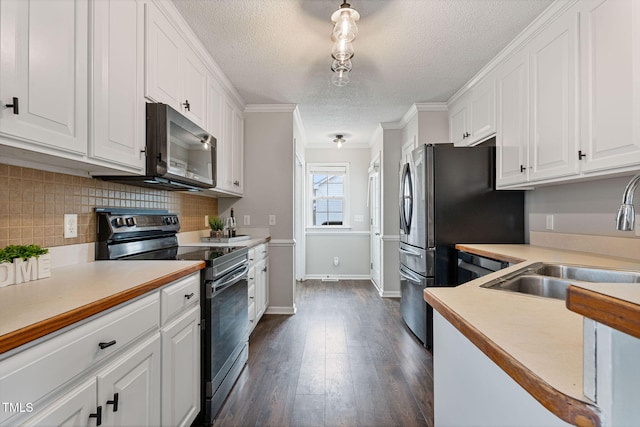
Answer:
[
  {"left": 425, "top": 286, "right": 601, "bottom": 427},
  {"left": 567, "top": 285, "right": 640, "bottom": 340},
  {"left": 0, "top": 261, "right": 205, "bottom": 355}
]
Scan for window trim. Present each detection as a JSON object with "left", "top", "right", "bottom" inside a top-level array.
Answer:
[{"left": 306, "top": 162, "right": 350, "bottom": 229}]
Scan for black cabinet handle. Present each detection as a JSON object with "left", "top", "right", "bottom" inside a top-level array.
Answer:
[
  {"left": 262, "top": 266, "right": 268, "bottom": 272},
  {"left": 89, "top": 406, "right": 102, "bottom": 426},
  {"left": 578, "top": 150, "right": 587, "bottom": 160},
  {"left": 98, "top": 340, "right": 116, "bottom": 350},
  {"left": 520, "top": 165, "right": 526, "bottom": 173},
  {"left": 183, "top": 100, "right": 190, "bottom": 111},
  {"left": 462, "top": 132, "right": 470, "bottom": 138},
  {"left": 185, "top": 292, "right": 195, "bottom": 300},
  {"left": 106, "top": 393, "right": 119, "bottom": 412},
  {"left": 5, "top": 97, "right": 19, "bottom": 115}
]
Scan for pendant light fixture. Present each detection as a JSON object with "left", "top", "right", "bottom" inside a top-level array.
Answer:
[
  {"left": 333, "top": 134, "right": 346, "bottom": 149},
  {"left": 330, "top": 1, "right": 359, "bottom": 87}
]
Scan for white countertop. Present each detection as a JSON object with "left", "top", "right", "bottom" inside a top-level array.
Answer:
[
  {"left": 0, "top": 260, "right": 204, "bottom": 354},
  {"left": 425, "top": 244, "right": 640, "bottom": 426}
]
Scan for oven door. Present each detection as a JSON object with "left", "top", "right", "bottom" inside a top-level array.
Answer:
[{"left": 204, "top": 264, "right": 249, "bottom": 400}]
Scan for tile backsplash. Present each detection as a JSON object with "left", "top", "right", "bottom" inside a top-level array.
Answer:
[{"left": 0, "top": 164, "right": 218, "bottom": 248}]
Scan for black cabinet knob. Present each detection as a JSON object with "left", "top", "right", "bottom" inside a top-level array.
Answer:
[
  {"left": 5, "top": 97, "right": 19, "bottom": 115},
  {"left": 183, "top": 100, "right": 191, "bottom": 111}
]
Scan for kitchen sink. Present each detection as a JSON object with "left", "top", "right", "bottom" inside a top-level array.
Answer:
[{"left": 481, "top": 262, "right": 640, "bottom": 300}]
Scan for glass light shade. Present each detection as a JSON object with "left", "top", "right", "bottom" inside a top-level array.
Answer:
[
  {"left": 332, "top": 69, "right": 350, "bottom": 86},
  {"left": 332, "top": 10, "right": 358, "bottom": 42},
  {"left": 331, "top": 39, "right": 354, "bottom": 61},
  {"left": 331, "top": 59, "right": 352, "bottom": 73}
]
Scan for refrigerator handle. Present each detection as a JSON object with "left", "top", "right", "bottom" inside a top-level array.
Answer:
[
  {"left": 399, "top": 246, "right": 422, "bottom": 257},
  {"left": 400, "top": 269, "right": 423, "bottom": 283}
]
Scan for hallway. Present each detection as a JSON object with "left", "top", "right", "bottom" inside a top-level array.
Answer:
[{"left": 213, "top": 280, "right": 434, "bottom": 427}]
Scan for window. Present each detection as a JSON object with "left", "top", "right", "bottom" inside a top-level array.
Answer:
[{"left": 307, "top": 163, "right": 349, "bottom": 227}]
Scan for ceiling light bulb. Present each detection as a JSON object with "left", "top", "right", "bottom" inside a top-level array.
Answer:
[
  {"left": 333, "top": 134, "right": 346, "bottom": 148},
  {"left": 331, "top": 39, "right": 354, "bottom": 61},
  {"left": 337, "top": 140, "right": 343, "bottom": 148}
]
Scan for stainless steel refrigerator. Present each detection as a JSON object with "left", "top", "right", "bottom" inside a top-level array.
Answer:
[{"left": 399, "top": 143, "right": 524, "bottom": 349}]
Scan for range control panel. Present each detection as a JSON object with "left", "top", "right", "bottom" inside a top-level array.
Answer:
[{"left": 95, "top": 208, "right": 181, "bottom": 241}]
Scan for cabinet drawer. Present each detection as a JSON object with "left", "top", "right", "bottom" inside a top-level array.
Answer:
[
  {"left": 160, "top": 272, "right": 200, "bottom": 324},
  {"left": 248, "top": 283, "right": 256, "bottom": 300},
  {"left": 0, "top": 293, "right": 159, "bottom": 424},
  {"left": 248, "top": 243, "right": 268, "bottom": 263}
]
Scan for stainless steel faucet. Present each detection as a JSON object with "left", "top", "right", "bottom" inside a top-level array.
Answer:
[{"left": 616, "top": 174, "right": 640, "bottom": 231}]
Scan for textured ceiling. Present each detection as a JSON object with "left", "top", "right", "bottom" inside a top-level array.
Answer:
[{"left": 172, "top": 0, "right": 553, "bottom": 148}]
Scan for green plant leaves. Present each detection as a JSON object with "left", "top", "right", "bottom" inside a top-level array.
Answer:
[{"left": 0, "top": 245, "right": 49, "bottom": 263}]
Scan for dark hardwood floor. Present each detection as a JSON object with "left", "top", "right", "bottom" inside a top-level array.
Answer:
[{"left": 213, "top": 279, "right": 434, "bottom": 427}]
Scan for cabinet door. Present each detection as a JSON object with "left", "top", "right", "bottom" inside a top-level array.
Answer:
[
  {"left": 91, "top": 0, "right": 145, "bottom": 172},
  {"left": 579, "top": 0, "right": 640, "bottom": 172},
  {"left": 98, "top": 334, "right": 161, "bottom": 427},
  {"left": 181, "top": 49, "right": 208, "bottom": 128},
  {"left": 255, "top": 258, "right": 268, "bottom": 319},
  {"left": 217, "top": 96, "right": 235, "bottom": 191},
  {"left": 528, "top": 10, "right": 580, "bottom": 182},
  {"left": 231, "top": 107, "right": 244, "bottom": 194},
  {"left": 19, "top": 379, "right": 96, "bottom": 427},
  {"left": 0, "top": 0, "right": 88, "bottom": 154},
  {"left": 496, "top": 48, "right": 529, "bottom": 187},
  {"left": 468, "top": 76, "right": 496, "bottom": 143},
  {"left": 145, "top": 3, "right": 182, "bottom": 110},
  {"left": 161, "top": 306, "right": 200, "bottom": 427},
  {"left": 449, "top": 99, "right": 468, "bottom": 146}
]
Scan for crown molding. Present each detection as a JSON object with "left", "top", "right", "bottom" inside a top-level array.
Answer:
[{"left": 244, "top": 104, "right": 298, "bottom": 113}]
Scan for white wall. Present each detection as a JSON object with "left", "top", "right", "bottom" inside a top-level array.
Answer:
[
  {"left": 219, "top": 107, "right": 296, "bottom": 313},
  {"left": 304, "top": 147, "right": 371, "bottom": 279}
]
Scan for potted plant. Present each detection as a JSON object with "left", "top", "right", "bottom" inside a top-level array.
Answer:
[
  {"left": 208, "top": 216, "right": 225, "bottom": 238},
  {"left": 0, "top": 244, "right": 51, "bottom": 287}
]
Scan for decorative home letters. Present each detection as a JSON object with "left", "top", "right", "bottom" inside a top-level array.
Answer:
[{"left": 0, "top": 254, "right": 51, "bottom": 287}]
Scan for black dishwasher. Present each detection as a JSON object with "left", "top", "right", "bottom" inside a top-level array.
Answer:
[{"left": 456, "top": 250, "right": 511, "bottom": 284}]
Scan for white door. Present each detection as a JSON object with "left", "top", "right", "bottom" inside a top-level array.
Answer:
[
  {"left": 294, "top": 151, "right": 306, "bottom": 281},
  {"left": 528, "top": 9, "right": 580, "bottom": 182},
  {"left": 579, "top": 0, "right": 640, "bottom": 172},
  {"left": 161, "top": 306, "right": 200, "bottom": 427},
  {"left": 369, "top": 158, "right": 382, "bottom": 289},
  {"left": 98, "top": 334, "right": 161, "bottom": 427},
  {"left": 21, "top": 379, "right": 97, "bottom": 427},
  {"left": 496, "top": 47, "right": 529, "bottom": 187},
  {"left": 90, "top": 0, "right": 145, "bottom": 172},
  {"left": 0, "top": 0, "right": 88, "bottom": 154}
]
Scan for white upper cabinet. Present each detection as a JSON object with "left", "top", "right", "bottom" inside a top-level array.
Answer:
[
  {"left": 579, "top": 0, "right": 640, "bottom": 173},
  {"left": 231, "top": 106, "right": 245, "bottom": 194},
  {"left": 527, "top": 9, "right": 580, "bottom": 182},
  {"left": 145, "top": 3, "right": 207, "bottom": 128},
  {"left": 0, "top": 0, "right": 88, "bottom": 155},
  {"left": 496, "top": 47, "right": 529, "bottom": 187},
  {"left": 449, "top": 75, "right": 496, "bottom": 147},
  {"left": 90, "top": 0, "right": 145, "bottom": 172}
]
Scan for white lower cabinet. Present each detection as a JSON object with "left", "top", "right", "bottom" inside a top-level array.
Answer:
[
  {"left": 0, "top": 272, "right": 201, "bottom": 427},
  {"left": 97, "top": 334, "right": 161, "bottom": 427},
  {"left": 160, "top": 306, "right": 200, "bottom": 427},
  {"left": 248, "top": 244, "right": 269, "bottom": 334},
  {"left": 20, "top": 379, "right": 97, "bottom": 427}
]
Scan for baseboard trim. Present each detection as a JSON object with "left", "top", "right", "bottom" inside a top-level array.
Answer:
[
  {"left": 305, "top": 274, "right": 372, "bottom": 281},
  {"left": 380, "top": 291, "right": 401, "bottom": 298},
  {"left": 265, "top": 306, "right": 297, "bottom": 315}
]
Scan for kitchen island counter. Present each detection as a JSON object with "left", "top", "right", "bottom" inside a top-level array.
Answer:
[
  {"left": 0, "top": 260, "right": 204, "bottom": 355},
  {"left": 425, "top": 244, "right": 640, "bottom": 427}
]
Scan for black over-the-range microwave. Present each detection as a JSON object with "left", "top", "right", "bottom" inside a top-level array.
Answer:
[{"left": 97, "top": 103, "right": 217, "bottom": 191}]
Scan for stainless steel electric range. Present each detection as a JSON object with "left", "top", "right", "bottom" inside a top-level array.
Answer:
[{"left": 95, "top": 208, "right": 249, "bottom": 426}]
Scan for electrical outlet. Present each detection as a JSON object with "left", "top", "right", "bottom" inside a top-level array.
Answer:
[
  {"left": 333, "top": 257, "right": 339, "bottom": 267},
  {"left": 243, "top": 215, "right": 250, "bottom": 226},
  {"left": 64, "top": 214, "right": 78, "bottom": 238},
  {"left": 205, "top": 215, "right": 209, "bottom": 227},
  {"left": 269, "top": 215, "right": 276, "bottom": 226}
]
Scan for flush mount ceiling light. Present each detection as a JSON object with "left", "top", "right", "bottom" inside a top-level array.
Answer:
[
  {"left": 330, "top": 1, "right": 359, "bottom": 87},
  {"left": 333, "top": 134, "right": 346, "bottom": 148}
]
